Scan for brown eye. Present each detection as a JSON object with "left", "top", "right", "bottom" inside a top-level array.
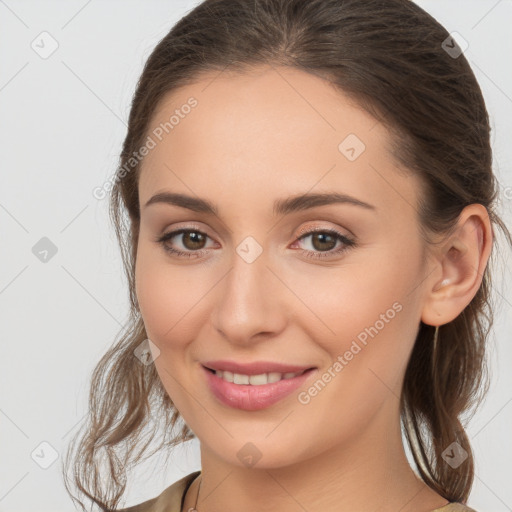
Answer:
[
  {"left": 180, "top": 231, "right": 207, "bottom": 250},
  {"left": 156, "top": 228, "right": 214, "bottom": 258},
  {"left": 293, "top": 228, "right": 356, "bottom": 260},
  {"left": 308, "top": 232, "right": 338, "bottom": 252}
]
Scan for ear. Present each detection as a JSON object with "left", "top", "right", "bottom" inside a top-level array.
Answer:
[{"left": 421, "top": 203, "right": 494, "bottom": 326}]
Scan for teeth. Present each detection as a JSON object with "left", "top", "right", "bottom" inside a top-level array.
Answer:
[
  {"left": 222, "top": 371, "right": 234, "bottom": 383},
  {"left": 267, "top": 372, "right": 283, "bottom": 384},
  {"left": 214, "top": 369, "right": 305, "bottom": 385},
  {"left": 233, "top": 373, "right": 249, "bottom": 385},
  {"left": 249, "top": 373, "right": 267, "bottom": 385}
]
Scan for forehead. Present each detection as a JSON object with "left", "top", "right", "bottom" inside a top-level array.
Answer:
[{"left": 138, "top": 65, "right": 418, "bottom": 220}]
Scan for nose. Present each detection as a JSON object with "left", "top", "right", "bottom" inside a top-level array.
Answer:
[{"left": 210, "top": 245, "right": 287, "bottom": 345}]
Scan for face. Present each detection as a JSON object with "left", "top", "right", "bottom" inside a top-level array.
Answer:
[{"left": 135, "top": 65, "right": 431, "bottom": 469}]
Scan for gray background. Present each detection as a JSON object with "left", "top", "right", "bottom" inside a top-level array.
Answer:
[{"left": 0, "top": 1, "right": 510, "bottom": 510}]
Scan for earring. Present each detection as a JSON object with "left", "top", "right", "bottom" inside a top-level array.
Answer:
[
  {"left": 431, "top": 325, "right": 440, "bottom": 377},
  {"left": 432, "top": 325, "right": 439, "bottom": 363}
]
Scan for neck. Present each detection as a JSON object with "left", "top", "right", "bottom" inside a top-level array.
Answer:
[{"left": 182, "top": 401, "right": 449, "bottom": 512}]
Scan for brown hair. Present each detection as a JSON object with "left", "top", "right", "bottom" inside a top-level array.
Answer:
[{"left": 62, "top": 0, "right": 512, "bottom": 510}]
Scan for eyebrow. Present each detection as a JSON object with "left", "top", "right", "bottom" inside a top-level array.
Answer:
[{"left": 143, "top": 191, "right": 376, "bottom": 216}]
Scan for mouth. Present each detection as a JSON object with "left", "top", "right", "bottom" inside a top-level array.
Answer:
[
  {"left": 202, "top": 365, "right": 315, "bottom": 385},
  {"left": 201, "top": 359, "right": 316, "bottom": 376},
  {"left": 201, "top": 364, "right": 318, "bottom": 411}
]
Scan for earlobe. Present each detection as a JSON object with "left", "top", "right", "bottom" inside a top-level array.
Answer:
[
  {"left": 421, "top": 204, "right": 493, "bottom": 326},
  {"left": 432, "top": 278, "right": 451, "bottom": 292}
]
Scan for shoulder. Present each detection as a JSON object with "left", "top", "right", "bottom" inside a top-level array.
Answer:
[
  {"left": 433, "top": 503, "right": 479, "bottom": 512},
  {"left": 116, "top": 470, "right": 201, "bottom": 512}
]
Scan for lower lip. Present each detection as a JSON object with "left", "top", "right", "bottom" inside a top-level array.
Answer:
[{"left": 202, "top": 365, "right": 317, "bottom": 411}]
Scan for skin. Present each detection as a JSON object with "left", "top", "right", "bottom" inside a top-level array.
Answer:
[{"left": 134, "top": 64, "right": 493, "bottom": 512}]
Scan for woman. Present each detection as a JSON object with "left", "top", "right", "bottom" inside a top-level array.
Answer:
[{"left": 63, "top": 1, "right": 511, "bottom": 511}]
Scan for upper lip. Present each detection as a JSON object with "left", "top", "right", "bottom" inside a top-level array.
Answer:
[{"left": 202, "top": 360, "right": 315, "bottom": 375}]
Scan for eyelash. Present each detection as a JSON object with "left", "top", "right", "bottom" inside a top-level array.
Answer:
[{"left": 155, "top": 226, "right": 356, "bottom": 260}]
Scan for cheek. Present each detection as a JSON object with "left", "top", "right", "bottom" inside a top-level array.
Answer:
[
  {"left": 135, "top": 244, "right": 183, "bottom": 343},
  {"left": 290, "top": 245, "right": 419, "bottom": 337},
  {"left": 289, "top": 259, "right": 422, "bottom": 443},
  {"left": 134, "top": 248, "right": 203, "bottom": 408},
  {"left": 135, "top": 243, "right": 215, "bottom": 351},
  {"left": 290, "top": 241, "right": 424, "bottom": 381}
]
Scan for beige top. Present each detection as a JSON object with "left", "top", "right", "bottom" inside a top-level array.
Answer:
[{"left": 117, "top": 471, "right": 478, "bottom": 512}]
